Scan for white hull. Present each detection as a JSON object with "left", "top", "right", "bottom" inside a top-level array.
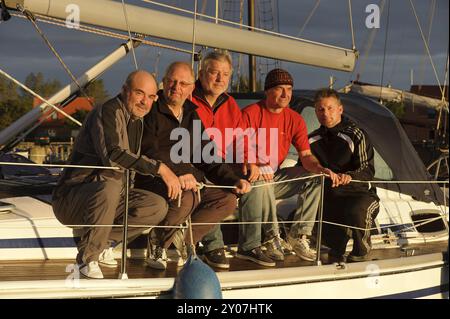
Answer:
[{"left": 0, "top": 253, "right": 447, "bottom": 299}]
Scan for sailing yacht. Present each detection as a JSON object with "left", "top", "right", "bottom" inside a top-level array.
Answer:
[{"left": 0, "top": 0, "right": 448, "bottom": 299}]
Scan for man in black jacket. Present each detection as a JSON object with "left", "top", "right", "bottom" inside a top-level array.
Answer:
[
  {"left": 135, "top": 62, "right": 251, "bottom": 270},
  {"left": 307, "top": 88, "right": 380, "bottom": 262}
]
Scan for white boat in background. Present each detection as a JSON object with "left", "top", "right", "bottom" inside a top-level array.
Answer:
[
  {"left": 345, "top": 82, "right": 448, "bottom": 112},
  {"left": 0, "top": 0, "right": 448, "bottom": 299}
]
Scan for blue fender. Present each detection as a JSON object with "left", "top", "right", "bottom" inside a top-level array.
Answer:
[{"left": 172, "top": 255, "right": 223, "bottom": 299}]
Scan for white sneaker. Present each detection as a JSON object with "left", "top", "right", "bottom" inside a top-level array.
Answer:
[
  {"left": 98, "top": 247, "right": 118, "bottom": 268},
  {"left": 78, "top": 261, "right": 104, "bottom": 279},
  {"left": 288, "top": 234, "right": 317, "bottom": 261},
  {"left": 146, "top": 244, "right": 168, "bottom": 270}
]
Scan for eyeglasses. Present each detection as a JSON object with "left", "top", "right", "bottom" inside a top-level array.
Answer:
[{"left": 164, "top": 78, "right": 194, "bottom": 89}]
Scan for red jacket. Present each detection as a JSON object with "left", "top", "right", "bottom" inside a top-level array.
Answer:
[{"left": 191, "top": 81, "right": 247, "bottom": 161}]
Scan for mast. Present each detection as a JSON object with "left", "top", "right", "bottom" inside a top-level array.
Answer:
[{"left": 248, "top": 0, "right": 256, "bottom": 92}]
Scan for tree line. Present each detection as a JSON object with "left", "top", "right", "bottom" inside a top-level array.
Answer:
[{"left": 0, "top": 72, "right": 109, "bottom": 131}]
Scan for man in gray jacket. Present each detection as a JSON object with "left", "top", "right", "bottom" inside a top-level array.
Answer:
[{"left": 52, "top": 70, "right": 173, "bottom": 279}]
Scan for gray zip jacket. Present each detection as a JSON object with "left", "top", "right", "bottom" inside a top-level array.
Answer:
[{"left": 55, "top": 95, "right": 160, "bottom": 188}]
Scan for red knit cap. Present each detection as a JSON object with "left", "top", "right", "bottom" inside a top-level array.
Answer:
[{"left": 264, "top": 68, "right": 294, "bottom": 91}]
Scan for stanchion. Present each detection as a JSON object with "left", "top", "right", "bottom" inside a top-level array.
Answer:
[
  {"left": 315, "top": 175, "right": 325, "bottom": 266},
  {"left": 118, "top": 169, "right": 130, "bottom": 279}
]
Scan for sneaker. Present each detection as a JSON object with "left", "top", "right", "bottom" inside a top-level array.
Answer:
[
  {"left": 288, "top": 234, "right": 317, "bottom": 261},
  {"left": 146, "top": 243, "right": 168, "bottom": 270},
  {"left": 78, "top": 261, "right": 104, "bottom": 279},
  {"left": 236, "top": 247, "right": 276, "bottom": 267},
  {"left": 204, "top": 248, "right": 230, "bottom": 269},
  {"left": 98, "top": 247, "right": 118, "bottom": 268},
  {"left": 279, "top": 237, "right": 294, "bottom": 255},
  {"left": 263, "top": 237, "right": 284, "bottom": 261}
]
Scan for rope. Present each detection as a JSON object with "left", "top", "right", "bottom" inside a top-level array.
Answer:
[
  {"left": 0, "top": 68, "right": 82, "bottom": 127},
  {"left": 0, "top": 161, "right": 119, "bottom": 170},
  {"left": 0, "top": 162, "right": 446, "bottom": 236},
  {"left": 16, "top": 5, "right": 95, "bottom": 110},
  {"left": 10, "top": 13, "right": 192, "bottom": 54},
  {"left": 409, "top": 0, "right": 445, "bottom": 98},
  {"left": 0, "top": 216, "right": 444, "bottom": 233},
  {"left": 197, "top": 174, "right": 448, "bottom": 191},
  {"left": 121, "top": 0, "right": 139, "bottom": 70},
  {"left": 6, "top": 157, "right": 445, "bottom": 185},
  {"left": 187, "top": 215, "right": 196, "bottom": 256},
  {"left": 197, "top": 174, "right": 324, "bottom": 190}
]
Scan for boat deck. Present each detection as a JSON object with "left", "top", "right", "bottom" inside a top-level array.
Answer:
[{"left": 1, "top": 242, "right": 447, "bottom": 282}]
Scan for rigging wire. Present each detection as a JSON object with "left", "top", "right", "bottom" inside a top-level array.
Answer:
[
  {"left": 409, "top": 0, "right": 445, "bottom": 98},
  {"left": 121, "top": 0, "right": 139, "bottom": 70},
  {"left": 0, "top": 68, "right": 82, "bottom": 127},
  {"left": 435, "top": 49, "right": 449, "bottom": 134},
  {"left": 379, "top": 0, "right": 391, "bottom": 102},
  {"left": 16, "top": 5, "right": 95, "bottom": 109},
  {"left": 349, "top": 0, "right": 386, "bottom": 84},
  {"left": 349, "top": 0, "right": 386, "bottom": 82},
  {"left": 296, "top": 0, "right": 320, "bottom": 38},
  {"left": 10, "top": 12, "right": 192, "bottom": 54},
  {"left": 417, "top": 0, "right": 436, "bottom": 88}
]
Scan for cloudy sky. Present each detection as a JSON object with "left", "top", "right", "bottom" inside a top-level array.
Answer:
[{"left": 0, "top": 0, "right": 448, "bottom": 96}]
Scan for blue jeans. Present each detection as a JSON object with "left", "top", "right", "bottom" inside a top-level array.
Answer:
[{"left": 238, "top": 166, "right": 321, "bottom": 251}]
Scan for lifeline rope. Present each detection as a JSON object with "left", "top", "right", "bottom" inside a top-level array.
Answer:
[
  {"left": 0, "top": 162, "right": 447, "bottom": 235},
  {"left": 0, "top": 216, "right": 444, "bottom": 234},
  {"left": 0, "top": 161, "right": 119, "bottom": 170}
]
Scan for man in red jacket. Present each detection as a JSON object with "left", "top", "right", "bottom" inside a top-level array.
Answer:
[
  {"left": 236, "top": 68, "right": 340, "bottom": 266},
  {"left": 191, "top": 50, "right": 260, "bottom": 269}
]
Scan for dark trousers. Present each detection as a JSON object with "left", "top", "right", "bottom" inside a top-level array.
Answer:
[
  {"left": 145, "top": 179, "right": 237, "bottom": 248},
  {"left": 52, "top": 178, "right": 168, "bottom": 264},
  {"left": 322, "top": 190, "right": 380, "bottom": 257}
]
